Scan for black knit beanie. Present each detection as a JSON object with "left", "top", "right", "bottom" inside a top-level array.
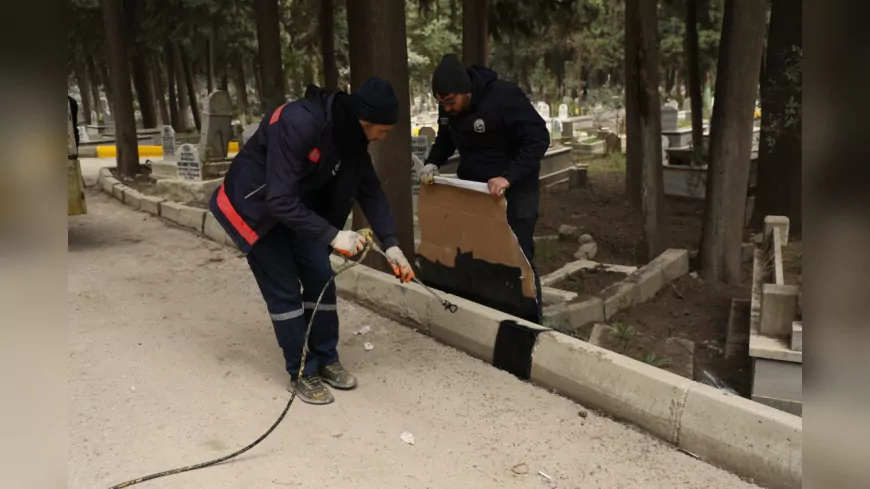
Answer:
[
  {"left": 432, "top": 54, "right": 472, "bottom": 95},
  {"left": 352, "top": 77, "right": 399, "bottom": 125}
]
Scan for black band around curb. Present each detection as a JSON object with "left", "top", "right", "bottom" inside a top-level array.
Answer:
[{"left": 493, "top": 320, "right": 542, "bottom": 380}]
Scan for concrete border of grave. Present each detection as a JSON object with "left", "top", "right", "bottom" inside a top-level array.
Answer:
[
  {"left": 95, "top": 168, "right": 802, "bottom": 489},
  {"left": 746, "top": 216, "right": 802, "bottom": 415},
  {"left": 540, "top": 250, "right": 689, "bottom": 332}
]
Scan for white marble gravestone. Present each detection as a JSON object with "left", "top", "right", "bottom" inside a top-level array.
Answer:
[
  {"left": 198, "top": 90, "right": 234, "bottom": 160},
  {"left": 177, "top": 143, "right": 202, "bottom": 181}
]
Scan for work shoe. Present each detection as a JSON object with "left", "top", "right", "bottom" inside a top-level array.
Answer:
[
  {"left": 289, "top": 374, "right": 334, "bottom": 405},
  {"left": 318, "top": 362, "right": 357, "bottom": 390}
]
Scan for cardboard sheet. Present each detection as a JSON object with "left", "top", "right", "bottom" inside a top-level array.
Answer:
[{"left": 415, "top": 178, "right": 537, "bottom": 312}]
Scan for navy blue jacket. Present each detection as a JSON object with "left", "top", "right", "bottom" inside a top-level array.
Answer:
[
  {"left": 210, "top": 86, "right": 399, "bottom": 254},
  {"left": 425, "top": 66, "right": 550, "bottom": 193}
]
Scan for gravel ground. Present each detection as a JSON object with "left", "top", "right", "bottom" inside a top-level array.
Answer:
[{"left": 68, "top": 178, "right": 758, "bottom": 489}]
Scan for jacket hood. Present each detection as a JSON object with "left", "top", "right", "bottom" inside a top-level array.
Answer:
[{"left": 467, "top": 66, "right": 498, "bottom": 106}]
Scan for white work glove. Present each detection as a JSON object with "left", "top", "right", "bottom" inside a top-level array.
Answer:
[
  {"left": 385, "top": 246, "right": 415, "bottom": 283},
  {"left": 419, "top": 163, "right": 439, "bottom": 185},
  {"left": 330, "top": 230, "right": 367, "bottom": 257}
]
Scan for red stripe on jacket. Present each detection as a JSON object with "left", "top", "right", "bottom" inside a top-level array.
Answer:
[{"left": 216, "top": 183, "right": 259, "bottom": 245}]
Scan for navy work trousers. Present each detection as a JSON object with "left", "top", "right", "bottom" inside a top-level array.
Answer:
[{"left": 246, "top": 225, "right": 338, "bottom": 379}]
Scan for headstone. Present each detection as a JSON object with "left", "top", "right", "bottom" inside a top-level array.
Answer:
[
  {"left": 661, "top": 105, "right": 679, "bottom": 132},
  {"left": 90, "top": 110, "right": 97, "bottom": 124},
  {"left": 200, "top": 88, "right": 210, "bottom": 113},
  {"left": 665, "top": 100, "right": 679, "bottom": 110},
  {"left": 240, "top": 123, "right": 259, "bottom": 147},
  {"left": 161, "top": 125, "right": 176, "bottom": 158},
  {"left": 604, "top": 132, "right": 621, "bottom": 153},
  {"left": 177, "top": 143, "right": 202, "bottom": 180},
  {"left": 541, "top": 104, "right": 551, "bottom": 120},
  {"left": 411, "top": 135, "right": 431, "bottom": 162},
  {"left": 558, "top": 104, "right": 569, "bottom": 120},
  {"left": 78, "top": 124, "right": 90, "bottom": 143},
  {"left": 418, "top": 126, "right": 436, "bottom": 145},
  {"left": 198, "top": 90, "right": 234, "bottom": 160},
  {"left": 683, "top": 97, "right": 691, "bottom": 112}
]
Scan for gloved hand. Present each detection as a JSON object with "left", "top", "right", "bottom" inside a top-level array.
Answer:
[
  {"left": 385, "top": 246, "right": 415, "bottom": 283},
  {"left": 419, "top": 163, "right": 439, "bottom": 185},
  {"left": 330, "top": 230, "right": 367, "bottom": 257}
]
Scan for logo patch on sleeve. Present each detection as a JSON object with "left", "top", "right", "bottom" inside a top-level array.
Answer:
[
  {"left": 308, "top": 148, "right": 321, "bottom": 163},
  {"left": 269, "top": 103, "right": 287, "bottom": 125}
]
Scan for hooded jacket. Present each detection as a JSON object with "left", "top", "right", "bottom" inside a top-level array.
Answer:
[
  {"left": 209, "top": 85, "right": 399, "bottom": 254},
  {"left": 425, "top": 66, "right": 550, "bottom": 194}
]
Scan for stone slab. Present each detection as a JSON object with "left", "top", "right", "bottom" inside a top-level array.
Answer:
[
  {"left": 122, "top": 189, "right": 143, "bottom": 210},
  {"left": 112, "top": 184, "right": 130, "bottom": 202},
  {"left": 102, "top": 176, "right": 120, "bottom": 194},
  {"left": 541, "top": 286, "right": 578, "bottom": 306},
  {"left": 159, "top": 201, "right": 184, "bottom": 225},
  {"left": 140, "top": 195, "right": 165, "bottom": 216},
  {"left": 752, "top": 357, "right": 802, "bottom": 406},
  {"left": 752, "top": 394, "right": 802, "bottom": 417},
  {"left": 531, "top": 331, "right": 692, "bottom": 443},
  {"left": 764, "top": 215, "right": 790, "bottom": 246},
  {"left": 626, "top": 262, "right": 665, "bottom": 303},
  {"left": 203, "top": 212, "right": 230, "bottom": 246},
  {"left": 153, "top": 177, "right": 223, "bottom": 205},
  {"left": 760, "top": 283, "right": 799, "bottom": 338},
  {"left": 749, "top": 330, "right": 803, "bottom": 363},
  {"left": 772, "top": 228, "right": 785, "bottom": 285},
  {"left": 542, "top": 297, "right": 604, "bottom": 333},
  {"left": 540, "top": 259, "right": 599, "bottom": 286},
  {"left": 178, "top": 205, "right": 206, "bottom": 233},
  {"left": 679, "top": 382, "right": 802, "bottom": 489},
  {"left": 790, "top": 321, "right": 802, "bottom": 352},
  {"left": 657, "top": 249, "right": 690, "bottom": 281},
  {"left": 599, "top": 281, "right": 638, "bottom": 319}
]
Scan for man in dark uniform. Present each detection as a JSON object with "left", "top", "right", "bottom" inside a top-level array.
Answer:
[
  {"left": 419, "top": 54, "right": 549, "bottom": 323},
  {"left": 210, "top": 77, "right": 415, "bottom": 405}
]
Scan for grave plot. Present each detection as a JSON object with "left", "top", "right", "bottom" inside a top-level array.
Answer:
[{"left": 531, "top": 159, "right": 802, "bottom": 408}]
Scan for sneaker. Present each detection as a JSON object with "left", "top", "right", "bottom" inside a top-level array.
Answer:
[
  {"left": 289, "top": 374, "right": 334, "bottom": 405},
  {"left": 318, "top": 362, "right": 357, "bottom": 390}
]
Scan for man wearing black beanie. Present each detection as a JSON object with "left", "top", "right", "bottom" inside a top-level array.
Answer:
[
  {"left": 209, "top": 76, "right": 414, "bottom": 405},
  {"left": 420, "top": 54, "right": 550, "bottom": 323}
]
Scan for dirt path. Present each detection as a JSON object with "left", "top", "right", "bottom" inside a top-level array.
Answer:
[{"left": 68, "top": 187, "right": 758, "bottom": 489}]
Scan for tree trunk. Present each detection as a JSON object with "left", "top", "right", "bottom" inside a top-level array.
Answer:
[
  {"left": 685, "top": 0, "right": 705, "bottom": 158},
  {"left": 320, "top": 0, "right": 339, "bottom": 90},
  {"left": 85, "top": 55, "right": 104, "bottom": 121},
  {"left": 219, "top": 65, "right": 229, "bottom": 91},
  {"left": 255, "top": 0, "right": 287, "bottom": 112},
  {"left": 625, "top": 0, "right": 668, "bottom": 260},
  {"left": 206, "top": 34, "right": 216, "bottom": 93},
  {"left": 462, "top": 0, "right": 489, "bottom": 66},
  {"left": 749, "top": 0, "right": 802, "bottom": 235},
  {"left": 152, "top": 56, "right": 171, "bottom": 125},
  {"left": 347, "top": 0, "right": 416, "bottom": 269},
  {"left": 252, "top": 58, "right": 264, "bottom": 108},
  {"left": 72, "top": 55, "right": 93, "bottom": 124},
  {"left": 179, "top": 44, "right": 202, "bottom": 132},
  {"left": 699, "top": 0, "right": 768, "bottom": 284},
  {"left": 172, "top": 42, "right": 191, "bottom": 132},
  {"left": 100, "top": 0, "right": 140, "bottom": 177},
  {"left": 131, "top": 47, "right": 158, "bottom": 128},
  {"left": 98, "top": 59, "right": 114, "bottom": 113},
  {"left": 234, "top": 58, "right": 250, "bottom": 123}
]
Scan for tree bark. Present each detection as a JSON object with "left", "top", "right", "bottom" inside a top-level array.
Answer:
[
  {"left": 152, "top": 56, "right": 171, "bottom": 125},
  {"left": 98, "top": 59, "right": 114, "bottom": 113},
  {"left": 685, "top": 0, "right": 705, "bottom": 158},
  {"left": 85, "top": 55, "right": 104, "bottom": 121},
  {"left": 749, "top": 0, "right": 802, "bottom": 235},
  {"left": 100, "top": 0, "right": 140, "bottom": 177},
  {"left": 219, "top": 64, "right": 229, "bottom": 91},
  {"left": 171, "top": 42, "right": 191, "bottom": 132},
  {"left": 252, "top": 58, "right": 264, "bottom": 108},
  {"left": 462, "top": 0, "right": 489, "bottom": 66},
  {"left": 347, "top": 0, "right": 416, "bottom": 268},
  {"left": 72, "top": 55, "right": 93, "bottom": 124},
  {"left": 699, "top": 0, "right": 768, "bottom": 284},
  {"left": 206, "top": 34, "right": 216, "bottom": 93},
  {"left": 180, "top": 44, "right": 202, "bottom": 132},
  {"left": 131, "top": 47, "right": 158, "bottom": 128},
  {"left": 163, "top": 43, "right": 181, "bottom": 130},
  {"left": 320, "top": 0, "right": 339, "bottom": 90},
  {"left": 233, "top": 58, "right": 250, "bottom": 123},
  {"left": 625, "top": 0, "right": 668, "bottom": 261},
  {"left": 254, "top": 0, "right": 287, "bottom": 112}
]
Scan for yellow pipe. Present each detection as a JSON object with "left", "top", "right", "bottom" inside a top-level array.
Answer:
[{"left": 95, "top": 142, "right": 241, "bottom": 158}]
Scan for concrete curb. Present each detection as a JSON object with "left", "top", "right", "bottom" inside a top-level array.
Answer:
[{"left": 96, "top": 170, "right": 802, "bottom": 488}]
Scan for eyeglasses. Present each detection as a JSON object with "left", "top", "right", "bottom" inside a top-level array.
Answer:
[{"left": 436, "top": 95, "right": 459, "bottom": 106}]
